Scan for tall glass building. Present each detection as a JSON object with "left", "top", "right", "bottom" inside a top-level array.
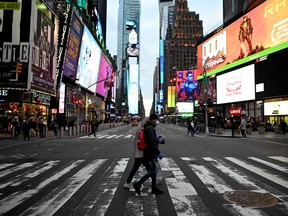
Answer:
[{"left": 116, "top": 0, "right": 141, "bottom": 117}]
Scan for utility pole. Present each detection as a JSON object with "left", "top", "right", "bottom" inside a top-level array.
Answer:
[{"left": 203, "top": 62, "right": 210, "bottom": 134}]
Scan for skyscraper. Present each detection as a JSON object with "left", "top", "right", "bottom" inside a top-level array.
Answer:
[{"left": 116, "top": 0, "right": 141, "bottom": 116}]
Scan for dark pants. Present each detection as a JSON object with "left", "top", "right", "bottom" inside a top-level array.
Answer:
[
  {"left": 88, "top": 130, "right": 96, "bottom": 137},
  {"left": 39, "top": 130, "right": 44, "bottom": 138},
  {"left": 137, "top": 159, "right": 158, "bottom": 189},
  {"left": 127, "top": 158, "right": 143, "bottom": 184},
  {"left": 241, "top": 129, "right": 246, "bottom": 138}
]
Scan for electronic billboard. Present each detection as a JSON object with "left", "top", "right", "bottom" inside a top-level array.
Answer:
[
  {"left": 76, "top": 26, "right": 101, "bottom": 92},
  {"left": 197, "top": 0, "right": 288, "bottom": 79}
]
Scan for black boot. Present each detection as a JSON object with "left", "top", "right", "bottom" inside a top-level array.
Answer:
[{"left": 151, "top": 187, "right": 164, "bottom": 195}]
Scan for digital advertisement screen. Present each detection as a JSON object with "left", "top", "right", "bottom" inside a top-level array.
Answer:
[
  {"left": 76, "top": 26, "right": 101, "bottom": 92},
  {"left": 31, "top": 2, "right": 58, "bottom": 94},
  {"left": 62, "top": 11, "right": 84, "bottom": 79},
  {"left": 128, "top": 64, "right": 139, "bottom": 114},
  {"left": 176, "top": 102, "right": 194, "bottom": 113},
  {"left": 197, "top": 0, "right": 288, "bottom": 79},
  {"left": 58, "top": 82, "right": 66, "bottom": 113},
  {"left": 198, "top": 76, "right": 216, "bottom": 104},
  {"left": 216, "top": 64, "right": 255, "bottom": 104},
  {"left": 264, "top": 100, "right": 288, "bottom": 116},
  {"left": 176, "top": 70, "right": 198, "bottom": 102},
  {"left": 96, "top": 54, "right": 113, "bottom": 97},
  {"left": 168, "top": 86, "right": 176, "bottom": 108}
]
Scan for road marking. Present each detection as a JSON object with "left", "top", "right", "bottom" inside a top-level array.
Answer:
[
  {"left": 160, "top": 158, "right": 212, "bottom": 215},
  {"left": 268, "top": 156, "right": 288, "bottom": 163},
  {"left": 226, "top": 157, "right": 288, "bottom": 189},
  {"left": 249, "top": 157, "right": 288, "bottom": 173},
  {"left": 0, "top": 160, "right": 85, "bottom": 215},
  {"left": 21, "top": 159, "right": 107, "bottom": 216}
]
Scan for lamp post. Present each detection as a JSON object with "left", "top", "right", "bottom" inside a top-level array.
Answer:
[{"left": 203, "top": 62, "right": 210, "bottom": 134}]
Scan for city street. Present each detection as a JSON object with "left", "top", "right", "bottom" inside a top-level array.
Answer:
[{"left": 0, "top": 124, "right": 288, "bottom": 215}]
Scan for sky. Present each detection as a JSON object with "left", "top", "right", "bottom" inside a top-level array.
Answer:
[{"left": 106, "top": 0, "right": 223, "bottom": 116}]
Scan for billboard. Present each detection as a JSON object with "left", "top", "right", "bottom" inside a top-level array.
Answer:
[
  {"left": 176, "top": 70, "right": 198, "bottom": 102},
  {"left": 76, "top": 26, "right": 101, "bottom": 92},
  {"left": 0, "top": 0, "right": 30, "bottom": 89},
  {"left": 96, "top": 54, "right": 113, "bottom": 97},
  {"left": 264, "top": 100, "right": 288, "bottom": 116},
  {"left": 128, "top": 64, "right": 139, "bottom": 114},
  {"left": 31, "top": 2, "right": 58, "bottom": 94},
  {"left": 216, "top": 64, "right": 255, "bottom": 104},
  {"left": 176, "top": 102, "right": 194, "bottom": 113},
  {"left": 167, "top": 86, "right": 176, "bottom": 108},
  {"left": 197, "top": 0, "right": 288, "bottom": 79},
  {"left": 62, "top": 10, "right": 84, "bottom": 79},
  {"left": 198, "top": 76, "right": 216, "bottom": 104}
]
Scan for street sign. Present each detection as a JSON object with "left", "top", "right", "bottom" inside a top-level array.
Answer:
[{"left": 203, "top": 77, "right": 209, "bottom": 85}]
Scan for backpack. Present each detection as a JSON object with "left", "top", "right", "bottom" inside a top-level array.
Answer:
[{"left": 137, "top": 128, "right": 147, "bottom": 150}]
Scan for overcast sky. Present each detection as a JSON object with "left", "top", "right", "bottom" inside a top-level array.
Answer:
[{"left": 107, "top": 0, "right": 223, "bottom": 116}]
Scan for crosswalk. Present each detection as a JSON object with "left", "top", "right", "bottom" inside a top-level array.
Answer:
[
  {"left": 79, "top": 134, "right": 134, "bottom": 139},
  {"left": 0, "top": 156, "right": 287, "bottom": 215}
]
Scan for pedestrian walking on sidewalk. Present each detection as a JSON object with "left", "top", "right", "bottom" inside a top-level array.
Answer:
[
  {"left": 38, "top": 120, "right": 45, "bottom": 138},
  {"left": 240, "top": 116, "right": 247, "bottom": 139},
  {"left": 231, "top": 118, "right": 236, "bottom": 137},
  {"left": 280, "top": 119, "right": 287, "bottom": 135},
  {"left": 133, "top": 114, "right": 164, "bottom": 195},
  {"left": 22, "top": 120, "right": 30, "bottom": 141},
  {"left": 88, "top": 121, "right": 97, "bottom": 137},
  {"left": 52, "top": 119, "right": 58, "bottom": 138}
]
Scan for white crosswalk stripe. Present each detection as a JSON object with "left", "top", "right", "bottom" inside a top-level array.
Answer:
[
  {"left": 0, "top": 156, "right": 287, "bottom": 215},
  {"left": 79, "top": 134, "right": 134, "bottom": 139}
]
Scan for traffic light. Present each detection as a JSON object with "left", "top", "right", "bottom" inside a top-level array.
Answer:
[
  {"left": 16, "top": 63, "right": 22, "bottom": 74},
  {"left": 110, "top": 77, "right": 114, "bottom": 86}
]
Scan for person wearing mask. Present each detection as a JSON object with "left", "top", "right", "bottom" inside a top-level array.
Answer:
[
  {"left": 240, "top": 116, "right": 247, "bottom": 139},
  {"left": 133, "top": 114, "right": 164, "bottom": 195},
  {"left": 124, "top": 118, "right": 164, "bottom": 189}
]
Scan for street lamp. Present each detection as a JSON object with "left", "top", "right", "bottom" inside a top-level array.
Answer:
[{"left": 202, "top": 62, "right": 210, "bottom": 134}]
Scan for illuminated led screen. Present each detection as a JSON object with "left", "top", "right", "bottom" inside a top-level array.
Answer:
[
  {"left": 62, "top": 11, "right": 83, "bottom": 79},
  {"left": 216, "top": 64, "right": 255, "bottom": 104},
  {"left": 197, "top": 0, "right": 288, "bottom": 79},
  {"left": 128, "top": 64, "right": 139, "bottom": 114},
  {"left": 96, "top": 54, "right": 113, "bottom": 97},
  {"left": 76, "top": 26, "right": 101, "bottom": 92},
  {"left": 176, "top": 102, "right": 194, "bottom": 113},
  {"left": 176, "top": 70, "right": 198, "bottom": 102}
]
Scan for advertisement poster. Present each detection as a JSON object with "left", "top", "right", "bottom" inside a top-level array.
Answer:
[
  {"left": 176, "top": 70, "right": 198, "bottom": 102},
  {"left": 31, "top": 2, "right": 58, "bottom": 94},
  {"left": 96, "top": 54, "right": 113, "bottom": 97},
  {"left": 197, "top": 0, "right": 288, "bottom": 79},
  {"left": 216, "top": 64, "right": 255, "bottom": 104},
  {"left": 198, "top": 76, "right": 216, "bottom": 104},
  {"left": 0, "top": 0, "right": 30, "bottom": 88},
  {"left": 128, "top": 64, "right": 139, "bottom": 114},
  {"left": 76, "top": 26, "right": 101, "bottom": 92},
  {"left": 62, "top": 11, "right": 83, "bottom": 79}
]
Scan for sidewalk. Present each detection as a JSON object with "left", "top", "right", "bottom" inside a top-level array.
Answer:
[
  {"left": 0, "top": 122, "right": 126, "bottom": 148},
  {"left": 206, "top": 129, "right": 287, "bottom": 139}
]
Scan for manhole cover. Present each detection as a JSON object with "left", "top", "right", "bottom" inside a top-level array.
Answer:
[{"left": 223, "top": 190, "right": 278, "bottom": 208}]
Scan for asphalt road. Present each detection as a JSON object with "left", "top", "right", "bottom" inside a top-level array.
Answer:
[{"left": 0, "top": 124, "right": 288, "bottom": 215}]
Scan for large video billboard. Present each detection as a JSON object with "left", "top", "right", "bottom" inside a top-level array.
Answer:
[
  {"left": 197, "top": 0, "right": 288, "bottom": 79},
  {"left": 0, "top": 0, "right": 30, "bottom": 89},
  {"left": 76, "top": 26, "right": 101, "bottom": 92},
  {"left": 176, "top": 70, "right": 198, "bottom": 102},
  {"left": 216, "top": 64, "right": 255, "bottom": 104},
  {"left": 31, "top": 2, "right": 58, "bottom": 95},
  {"left": 96, "top": 54, "right": 113, "bottom": 97},
  {"left": 128, "top": 64, "right": 139, "bottom": 114},
  {"left": 62, "top": 10, "right": 84, "bottom": 79}
]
